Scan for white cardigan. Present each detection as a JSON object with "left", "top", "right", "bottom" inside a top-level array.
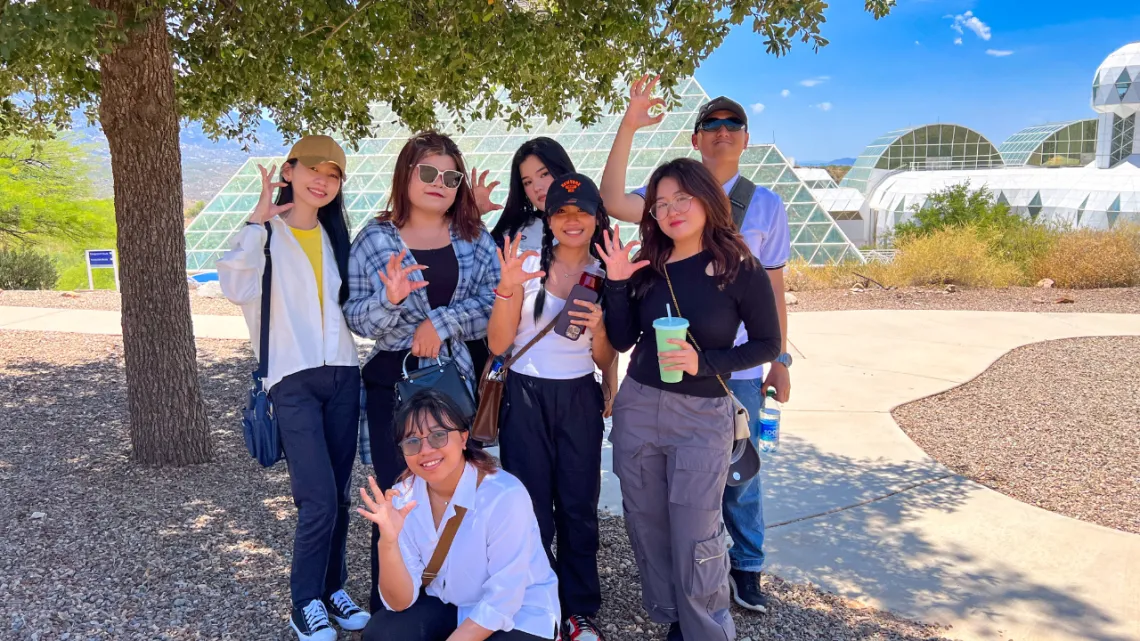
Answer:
[{"left": 217, "top": 218, "right": 359, "bottom": 391}]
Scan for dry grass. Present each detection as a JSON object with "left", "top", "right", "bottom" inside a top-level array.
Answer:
[
  {"left": 889, "top": 226, "right": 1022, "bottom": 287},
  {"left": 1032, "top": 225, "right": 1140, "bottom": 289}
]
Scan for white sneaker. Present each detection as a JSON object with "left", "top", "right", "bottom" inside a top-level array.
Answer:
[
  {"left": 289, "top": 599, "right": 336, "bottom": 641},
  {"left": 326, "top": 589, "right": 371, "bottom": 631}
]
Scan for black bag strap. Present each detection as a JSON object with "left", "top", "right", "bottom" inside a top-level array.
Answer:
[
  {"left": 256, "top": 223, "right": 273, "bottom": 389},
  {"left": 728, "top": 176, "right": 756, "bottom": 231}
]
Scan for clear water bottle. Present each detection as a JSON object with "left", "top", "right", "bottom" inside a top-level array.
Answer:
[{"left": 758, "top": 388, "right": 780, "bottom": 453}]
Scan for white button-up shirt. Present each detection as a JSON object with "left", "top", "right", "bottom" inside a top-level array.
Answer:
[
  {"left": 217, "top": 218, "right": 359, "bottom": 391},
  {"left": 383, "top": 464, "right": 560, "bottom": 637}
]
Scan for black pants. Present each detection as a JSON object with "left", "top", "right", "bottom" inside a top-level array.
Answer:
[
  {"left": 271, "top": 365, "right": 361, "bottom": 608},
  {"left": 499, "top": 371, "right": 605, "bottom": 619},
  {"left": 363, "top": 593, "right": 551, "bottom": 641}
]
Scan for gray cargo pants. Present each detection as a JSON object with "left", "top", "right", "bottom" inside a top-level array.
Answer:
[{"left": 610, "top": 378, "right": 736, "bottom": 641}]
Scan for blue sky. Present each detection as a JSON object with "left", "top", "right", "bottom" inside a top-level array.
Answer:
[{"left": 693, "top": 0, "right": 1140, "bottom": 162}]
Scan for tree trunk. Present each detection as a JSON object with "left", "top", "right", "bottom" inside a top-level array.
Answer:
[{"left": 96, "top": 0, "right": 214, "bottom": 466}]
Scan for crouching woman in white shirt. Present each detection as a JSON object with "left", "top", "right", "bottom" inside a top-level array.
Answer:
[{"left": 357, "top": 389, "right": 560, "bottom": 641}]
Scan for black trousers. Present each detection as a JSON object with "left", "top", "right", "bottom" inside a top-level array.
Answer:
[
  {"left": 363, "top": 593, "right": 552, "bottom": 641},
  {"left": 499, "top": 371, "right": 605, "bottom": 619},
  {"left": 271, "top": 365, "right": 361, "bottom": 608}
]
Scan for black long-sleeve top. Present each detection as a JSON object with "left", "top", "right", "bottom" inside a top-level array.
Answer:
[{"left": 603, "top": 251, "right": 782, "bottom": 398}]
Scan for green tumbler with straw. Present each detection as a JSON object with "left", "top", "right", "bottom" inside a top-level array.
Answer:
[{"left": 653, "top": 305, "right": 689, "bottom": 383}]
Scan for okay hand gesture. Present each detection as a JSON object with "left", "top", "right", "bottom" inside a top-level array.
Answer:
[
  {"left": 495, "top": 233, "right": 545, "bottom": 293},
  {"left": 378, "top": 249, "right": 429, "bottom": 305},
  {"left": 357, "top": 476, "right": 416, "bottom": 542},
  {"left": 594, "top": 224, "right": 650, "bottom": 282},
  {"left": 249, "top": 164, "right": 295, "bottom": 224},
  {"left": 622, "top": 74, "right": 666, "bottom": 131}
]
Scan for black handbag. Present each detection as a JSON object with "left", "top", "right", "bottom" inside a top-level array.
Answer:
[
  {"left": 241, "top": 223, "right": 284, "bottom": 467},
  {"left": 396, "top": 344, "right": 477, "bottom": 420}
]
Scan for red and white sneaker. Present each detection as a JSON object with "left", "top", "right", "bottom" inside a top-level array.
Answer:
[{"left": 563, "top": 615, "right": 605, "bottom": 641}]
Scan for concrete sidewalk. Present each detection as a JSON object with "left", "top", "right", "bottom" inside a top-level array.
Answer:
[{"left": 2, "top": 305, "right": 1139, "bottom": 640}]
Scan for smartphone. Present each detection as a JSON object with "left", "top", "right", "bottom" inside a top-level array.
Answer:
[{"left": 553, "top": 268, "right": 604, "bottom": 341}]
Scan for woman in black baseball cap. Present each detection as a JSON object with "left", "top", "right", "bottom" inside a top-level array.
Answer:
[{"left": 486, "top": 172, "right": 615, "bottom": 641}]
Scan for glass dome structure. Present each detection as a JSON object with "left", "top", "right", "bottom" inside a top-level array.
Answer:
[
  {"left": 998, "top": 120, "right": 1098, "bottom": 167},
  {"left": 840, "top": 124, "right": 1004, "bottom": 195}
]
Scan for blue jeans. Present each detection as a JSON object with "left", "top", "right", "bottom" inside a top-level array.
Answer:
[{"left": 723, "top": 378, "right": 765, "bottom": 572}]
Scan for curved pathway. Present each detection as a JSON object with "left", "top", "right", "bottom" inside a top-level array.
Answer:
[{"left": 2, "top": 306, "right": 1138, "bottom": 640}]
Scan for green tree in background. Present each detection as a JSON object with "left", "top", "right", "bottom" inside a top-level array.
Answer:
[{"left": 0, "top": 0, "right": 895, "bottom": 467}]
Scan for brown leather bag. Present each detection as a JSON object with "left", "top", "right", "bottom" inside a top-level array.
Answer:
[{"left": 470, "top": 316, "right": 560, "bottom": 445}]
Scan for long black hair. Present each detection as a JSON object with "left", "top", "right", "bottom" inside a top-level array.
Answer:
[
  {"left": 490, "top": 137, "right": 575, "bottom": 247},
  {"left": 276, "top": 159, "right": 352, "bottom": 305},
  {"left": 533, "top": 199, "right": 611, "bottom": 322}
]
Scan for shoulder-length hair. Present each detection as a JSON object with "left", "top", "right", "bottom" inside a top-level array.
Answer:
[
  {"left": 490, "top": 137, "right": 576, "bottom": 247},
  {"left": 392, "top": 389, "right": 498, "bottom": 486},
  {"left": 379, "top": 131, "right": 484, "bottom": 242},
  {"left": 632, "top": 158, "right": 754, "bottom": 296},
  {"left": 276, "top": 160, "right": 351, "bottom": 305}
]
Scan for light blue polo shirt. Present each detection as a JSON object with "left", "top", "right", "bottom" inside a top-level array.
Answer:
[{"left": 634, "top": 173, "right": 790, "bottom": 380}]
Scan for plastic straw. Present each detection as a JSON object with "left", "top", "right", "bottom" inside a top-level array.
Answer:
[{"left": 666, "top": 304, "right": 672, "bottom": 318}]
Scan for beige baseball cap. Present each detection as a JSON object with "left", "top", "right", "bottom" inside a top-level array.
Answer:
[{"left": 287, "top": 135, "right": 348, "bottom": 179}]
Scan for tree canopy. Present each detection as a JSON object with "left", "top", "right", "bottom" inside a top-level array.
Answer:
[{"left": 1, "top": 0, "right": 894, "bottom": 144}]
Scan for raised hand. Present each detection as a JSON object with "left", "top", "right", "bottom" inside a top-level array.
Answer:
[
  {"left": 495, "top": 233, "right": 545, "bottom": 292},
  {"left": 594, "top": 224, "right": 650, "bottom": 282},
  {"left": 378, "top": 249, "right": 429, "bottom": 305},
  {"left": 471, "top": 168, "right": 503, "bottom": 216},
  {"left": 357, "top": 476, "right": 416, "bottom": 542},
  {"left": 621, "top": 74, "right": 667, "bottom": 131},
  {"left": 249, "top": 164, "right": 295, "bottom": 224}
]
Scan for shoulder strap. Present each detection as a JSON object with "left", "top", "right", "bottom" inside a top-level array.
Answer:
[
  {"left": 728, "top": 176, "right": 756, "bottom": 231},
  {"left": 421, "top": 470, "right": 487, "bottom": 585},
  {"left": 502, "top": 315, "right": 560, "bottom": 370},
  {"left": 256, "top": 223, "right": 273, "bottom": 389}
]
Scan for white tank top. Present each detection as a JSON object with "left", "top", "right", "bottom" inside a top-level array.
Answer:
[{"left": 509, "top": 255, "right": 598, "bottom": 380}]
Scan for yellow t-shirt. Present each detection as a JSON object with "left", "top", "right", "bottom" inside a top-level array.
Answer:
[{"left": 290, "top": 224, "right": 324, "bottom": 317}]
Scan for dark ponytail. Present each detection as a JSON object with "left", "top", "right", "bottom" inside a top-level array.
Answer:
[{"left": 276, "top": 160, "right": 352, "bottom": 304}]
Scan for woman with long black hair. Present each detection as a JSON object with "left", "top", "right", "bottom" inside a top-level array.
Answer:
[
  {"left": 218, "top": 136, "right": 370, "bottom": 641},
  {"left": 599, "top": 158, "right": 781, "bottom": 641},
  {"left": 486, "top": 173, "right": 615, "bottom": 641},
  {"left": 486, "top": 137, "right": 575, "bottom": 252},
  {"left": 342, "top": 131, "right": 500, "bottom": 613}
]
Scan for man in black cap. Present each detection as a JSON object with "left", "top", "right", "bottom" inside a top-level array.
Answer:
[{"left": 600, "top": 75, "right": 792, "bottom": 618}]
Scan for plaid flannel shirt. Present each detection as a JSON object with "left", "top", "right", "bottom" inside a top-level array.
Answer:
[{"left": 343, "top": 218, "right": 500, "bottom": 383}]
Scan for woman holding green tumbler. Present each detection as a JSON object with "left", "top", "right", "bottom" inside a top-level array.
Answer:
[{"left": 598, "top": 158, "right": 781, "bottom": 641}]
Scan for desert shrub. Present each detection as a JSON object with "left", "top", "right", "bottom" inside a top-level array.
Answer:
[
  {"left": 0, "top": 247, "right": 59, "bottom": 289},
  {"left": 1032, "top": 226, "right": 1140, "bottom": 288},
  {"left": 890, "top": 225, "right": 1021, "bottom": 288}
]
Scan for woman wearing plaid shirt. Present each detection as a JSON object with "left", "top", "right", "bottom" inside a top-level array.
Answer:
[{"left": 342, "top": 131, "right": 500, "bottom": 613}]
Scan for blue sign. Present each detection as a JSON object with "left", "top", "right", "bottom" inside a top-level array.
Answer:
[{"left": 87, "top": 250, "right": 115, "bottom": 267}]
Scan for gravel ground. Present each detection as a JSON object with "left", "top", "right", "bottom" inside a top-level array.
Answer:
[
  {"left": 789, "top": 285, "right": 1140, "bottom": 314},
  {"left": 0, "top": 330, "right": 953, "bottom": 641},
  {"left": 893, "top": 336, "right": 1140, "bottom": 535},
  {"left": 0, "top": 289, "right": 243, "bottom": 316}
]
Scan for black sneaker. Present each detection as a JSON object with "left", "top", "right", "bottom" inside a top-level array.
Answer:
[
  {"left": 728, "top": 569, "right": 769, "bottom": 613},
  {"left": 666, "top": 622, "right": 684, "bottom": 641},
  {"left": 289, "top": 599, "right": 336, "bottom": 641},
  {"left": 325, "top": 589, "right": 370, "bottom": 631},
  {"left": 563, "top": 614, "right": 606, "bottom": 641}
]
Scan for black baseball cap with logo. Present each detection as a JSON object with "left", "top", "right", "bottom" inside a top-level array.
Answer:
[
  {"left": 545, "top": 172, "right": 602, "bottom": 216},
  {"left": 694, "top": 96, "right": 749, "bottom": 132}
]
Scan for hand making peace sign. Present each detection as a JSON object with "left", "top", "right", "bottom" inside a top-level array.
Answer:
[
  {"left": 249, "top": 164, "right": 295, "bottom": 224},
  {"left": 378, "top": 248, "right": 429, "bottom": 306},
  {"left": 495, "top": 233, "right": 545, "bottom": 293},
  {"left": 621, "top": 74, "right": 667, "bottom": 131},
  {"left": 594, "top": 224, "right": 650, "bottom": 282}
]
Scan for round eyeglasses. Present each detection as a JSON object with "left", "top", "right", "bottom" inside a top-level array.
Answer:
[
  {"left": 397, "top": 428, "right": 461, "bottom": 456},
  {"left": 650, "top": 194, "right": 695, "bottom": 220}
]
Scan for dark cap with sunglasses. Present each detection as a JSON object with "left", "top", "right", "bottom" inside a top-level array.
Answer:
[
  {"left": 694, "top": 96, "right": 749, "bottom": 133},
  {"left": 545, "top": 172, "right": 602, "bottom": 217}
]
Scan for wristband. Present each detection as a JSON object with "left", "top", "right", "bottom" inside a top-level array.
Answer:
[{"left": 494, "top": 288, "right": 514, "bottom": 301}]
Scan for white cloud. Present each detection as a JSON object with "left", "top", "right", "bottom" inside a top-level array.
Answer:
[
  {"left": 813, "top": 102, "right": 833, "bottom": 112},
  {"left": 986, "top": 49, "right": 1014, "bottom": 57},
  {"left": 799, "top": 75, "right": 830, "bottom": 87},
  {"left": 780, "top": 89, "right": 791, "bottom": 98},
  {"left": 954, "top": 37, "right": 963, "bottom": 45},
  {"left": 915, "top": 40, "right": 921, "bottom": 46},
  {"left": 750, "top": 102, "right": 766, "bottom": 114},
  {"left": 949, "top": 11, "right": 991, "bottom": 42}
]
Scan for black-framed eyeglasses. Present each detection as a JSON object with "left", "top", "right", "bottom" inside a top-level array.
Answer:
[
  {"left": 698, "top": 117, "right": 745, "bottom": 133},
  {"left": 398, "top": 428, "right": 461, "bottom": 456},
  {"left": 651, "top": 194, "right": 695, "bottom": 220},
  {"left": 414, "top": 164, "right": 465, "bottom": 189}
]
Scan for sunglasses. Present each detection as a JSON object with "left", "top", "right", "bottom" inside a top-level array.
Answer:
[
  {"left": 698, "top": 117, "right": 746, "bottom": 133},
  {"left": 398, "top": 428, "right": 461, "bottom": 456},
  {"left": 414, "top": 164, "right": 465, "bottom": 189},
  {"left": 650, "top": 194, "right": 695, "bottom": 220}
]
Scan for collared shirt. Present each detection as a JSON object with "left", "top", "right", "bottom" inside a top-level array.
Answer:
[
  {"left": 634, "top": 173, "right": 790, "bottom": 380},
  {"left": 342, "top": 218, "right": 500, "bottom": 382},
  {"left": 383, "top": 464, "right": 560, "bottom": 637},
  {"left": 217, "top": 218, "right": 359, "bottom": 391}
]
